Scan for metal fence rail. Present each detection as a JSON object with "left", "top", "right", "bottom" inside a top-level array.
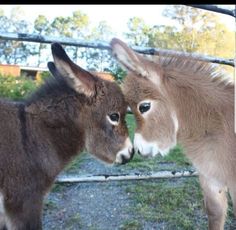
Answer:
[
  {"left": 56, "top": 170, "right": 198, "bottom": 183},
  {"left": 0, "top": 32, "right": 234, "bottom": 67}
]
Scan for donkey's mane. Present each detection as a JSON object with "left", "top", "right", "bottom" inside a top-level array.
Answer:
[
  {"left": 151, "top": 52, "right": 234, "bottom": 90},
  {"left": 25, "top": 74, "right": 76, "bottom": 105}
]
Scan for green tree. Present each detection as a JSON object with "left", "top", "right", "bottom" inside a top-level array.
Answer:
[
  {"left": 161, "top": 5, "right": 234, "bottom": 74},
  {"left": 161, "top": 5, "right": 234, "bottom": 54},
  {"left": 0, "top": 11, "right": 13, "bottom": 64},
  {"left": 0, "top": 6, "right": 31, "bottom": 65},
  {"left": 147, "top": 25, "right": 179, "bottom": 49},
  {"left": 49, "top": 16, "right": 72, "bottom": 37},
  {"left": 124, "top": 6, "right": 234, "bottom": 75},
  {"left": 125, "top": 17, "right": 151, "bottom": 46},
  {"left": 68, "top": 10, "right": 90, "bottom": 62},
  {"left": 33, "top": 15, "right": 50, "bottom": 66},
  {"left": 82, "top": 21, "right": 115, "bottom": 72},
  {"left": 70, "top": 10, "right": 89, "bottom": 38},
  {"left": 47, "top": 10, "right": 91, "bottom": 63}
]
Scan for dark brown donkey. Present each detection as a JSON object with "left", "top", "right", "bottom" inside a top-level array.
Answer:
[
  {"left": 0, "top": 43, "right": 134, "bottom": 230},
  {"left": 110, "top": 38, "right": 235, "bottom": 230}
]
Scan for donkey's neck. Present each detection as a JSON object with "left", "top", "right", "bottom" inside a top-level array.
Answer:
[
  {"left": 165, "top": 74, "right": 235, "bottom": 180},
  {"left": 165, "top": 70, "right": 234, "bottom": 144},
  {"left": 23, "top": 78, "right": 88, "bottom": 171},
  {"left": 23, "top": 102, "right": 85, "bottom": 184}
]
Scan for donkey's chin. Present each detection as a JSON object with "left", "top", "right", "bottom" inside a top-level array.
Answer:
[
  {"left": 158, "top": 147, "right": 172, "bottom": 157},
  {"left": 136, "top": 145, "right": 170, "bottom": 158},
  {"left": 115, "top": 138, "right": 134, "bottom": 165},
  {"left": 134, "top": 143, "right": 172, "bottom": 157},
  {"left": 115, "top": 147, "right": 134, "bottom": 165},
  {"left": 134, "top": 133, "right": 175, "bottom": 158}
]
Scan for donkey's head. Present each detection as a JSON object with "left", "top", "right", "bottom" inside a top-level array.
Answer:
[
  {"left": 48, "top": 43, "right": 134, "bottom": 164},
  {"left": 110, "top": 38, "right": 178, "bottom": 158}
]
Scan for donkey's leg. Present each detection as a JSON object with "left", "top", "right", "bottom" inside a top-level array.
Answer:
[
  {"left": 5, "top": 194, "right": 44, "bottom": 230},
  {"left": 199, "top": 175, "right": 227, "bottom": 230}
]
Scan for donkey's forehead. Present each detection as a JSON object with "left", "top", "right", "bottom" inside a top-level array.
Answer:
[
  {"left": 99, "top": 80, "right": 127, "bottom": 110},
  {"left": 122, "top": 74, "right": 160, "bottom": 105}
]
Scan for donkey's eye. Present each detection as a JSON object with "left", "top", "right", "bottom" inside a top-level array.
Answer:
[
  {"left": 107, "top": 113, "right": 120, "bottom": 126},
  {"left": 139, "top": 102, "right": 151, "bottom": 114},
  {"left": 109, "top": 113, "right": 120, "bottom": 122}
]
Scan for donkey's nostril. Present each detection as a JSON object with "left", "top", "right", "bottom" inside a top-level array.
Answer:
[
  {"left": 137, "top": 150, "right": 142, "bottom": 155},
  {"left": 120, "top": 149, "right": 135, "bottom": 165},
  {"left": 121, "top": 154, "right": 128, "bottom": 164},
  {"left": 130, "top": 148, "right": 135, "bottom": 160}
]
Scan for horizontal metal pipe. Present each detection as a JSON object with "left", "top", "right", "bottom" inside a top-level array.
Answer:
[{"left": 56, "top": 170, "right": 198, "bottom": 183}]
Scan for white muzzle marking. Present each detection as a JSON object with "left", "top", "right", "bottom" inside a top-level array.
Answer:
[
  {"left": 134, "top": 133, "right": 171, "bottom": 157},
  {"left": 115, "top": 138, "right": 133, "bottom": 164}
]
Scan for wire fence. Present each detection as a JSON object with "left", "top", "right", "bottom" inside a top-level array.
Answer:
[{"left": 0, "top": 31, "right": 234, "bottom": 67}]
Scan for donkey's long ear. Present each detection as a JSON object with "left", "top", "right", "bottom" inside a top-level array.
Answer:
[
  {"left": 51, "top": 43, "right": 96, "bottom": 97},
  {"left": 110, "top": 38, "right": 149, "bottom": 78},
  {"left": 47, "top": 61, "right": 59, "bottom": 77}
]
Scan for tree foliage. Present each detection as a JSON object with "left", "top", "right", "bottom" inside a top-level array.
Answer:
[
  {"left": 0, "top": 5, "right": 234, "bottom": 79},
  {"left": 0, "top": 6, "right": 31, "bottom": 65},
  {"left": 124, "top": 5, "right": 234, "bottom": 75}
]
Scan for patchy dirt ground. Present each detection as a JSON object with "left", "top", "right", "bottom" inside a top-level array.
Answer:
[
  {"left": 43, "top": 181, "right": 135, "bottom": 230},
  {"left": 42, "top": 153, "right": 236, "bottom": 230},
  {"left": 42, "top": 153, "right": 161, "bottom": 230}
]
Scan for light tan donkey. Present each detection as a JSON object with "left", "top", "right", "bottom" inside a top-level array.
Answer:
[{"left": 110, "top": 38, "right": 235, "bottom": 230}]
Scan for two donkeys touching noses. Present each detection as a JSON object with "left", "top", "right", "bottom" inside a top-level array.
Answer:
[{"left": 0, "top": 37, "right": 234, "bottom": 230}]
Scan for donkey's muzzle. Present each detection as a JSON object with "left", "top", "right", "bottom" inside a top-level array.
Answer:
[
  {"left": 115, "top": 146, "right": 135, "bottom": 165},
  {"left": 120, "top": 147, "right": 135, "bottom": 165},
  {"left": 115, "top": 137, "right": 134, "bottom": 164}
]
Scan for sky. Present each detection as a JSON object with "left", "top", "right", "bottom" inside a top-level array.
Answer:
[
  {"left": 0, "top": 5, "right": 171, "bottom": 40},
  {"left": 0, "top": 4, "right": 235, "bottom": 41},
  {"left": 0, "top": 4, "right": 235, "bottom": 69}
]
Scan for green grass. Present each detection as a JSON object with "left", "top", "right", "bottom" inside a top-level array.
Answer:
[
  {"left": 51, "top": 183, "right": 67, "bottom": 193},
  {"left": 119, "top": 220, "right": 143, "bottom": 230},
  {"left": 43, "top": 200, "right": 58, "bottom": 212},
  {"left": 64, "top": 152, "right": 88, "bottom": 173},
  {"left": 163, "top": 144, "right": 190, "bottom": 166},
  {"left": 126, "top": 113, "right": 136, "bottom": 141},
  {"left": 123, "top": 143, "right": 192, "bottom": 172},
  {"left": 124, "top": 177, "right": 236, "bottom": 230},
  {"left": 125, "top": 177, "right": 207, "bottom": 230},
  {"left": 65, "top": 213, "right": 83, "bottom": 229}
]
